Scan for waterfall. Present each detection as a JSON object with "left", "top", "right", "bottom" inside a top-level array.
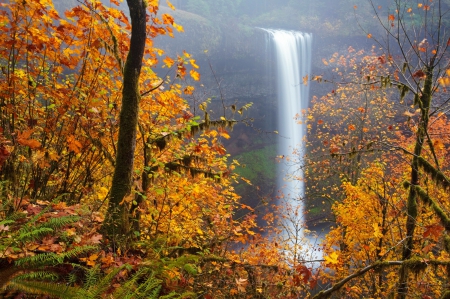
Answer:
[{"left": 263, "top": 29, "right": 320, "bottom": 265}]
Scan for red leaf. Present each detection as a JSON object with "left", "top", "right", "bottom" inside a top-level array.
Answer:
[
  {"left": 0, "top": 145, "right": 10, "bottom": 167},
  {"left": 412, "top": 70, "right": 426, "bottom": 79}
]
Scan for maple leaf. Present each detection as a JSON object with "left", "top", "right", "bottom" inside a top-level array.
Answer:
[
  {"left": 423, "top": 224, "right": 444, "bottom": 240},
  {"left": 81, "top": 253, "right": 99, "bottom": 267},
  {"left": 235, "top": 278, "right": 248, "bottom": 292},
  {"left": 85, "top": 233, "right": 103, "bottom": 244},
  {"left": 67, "top": 135, "right": 82, "bottom": 153},
  {"left": 163, "top": 56, "right": 174, "bottom": 68},
  {"left": 324, "top": 252, "right": 339, "bottom": 265},
  {"left": 17, "top": 130, "right": 41, "bottom": 149}
]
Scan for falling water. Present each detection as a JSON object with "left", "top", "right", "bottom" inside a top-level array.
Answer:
[{"left": 263, "top": 29, "right": 321, "bottom": 264}]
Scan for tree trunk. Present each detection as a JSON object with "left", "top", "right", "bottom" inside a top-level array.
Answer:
[
  {"left": 101, "top": 0, "right": 147, "bottom": 247},
  {"left": 397, "top": 68, "right": 433, "bottom": 299}
]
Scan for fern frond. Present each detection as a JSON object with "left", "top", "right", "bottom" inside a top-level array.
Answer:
[
  {"left": 84, "top": 265, "right": 125, "bottom": 299},
  {"left": 12, "top": 270, "right": 59, "bottom": 282},
  {"left": 0, "top": 219, "right": 15, "bottom": 227},
  {"left": 16, "top": 245, "right": 97, "bottom": 267},
  {"left": 160, "top": 291, "right": 184, "bottom": 299},
  {"left": 82, "top": 265, "right": 101, "bottom": 290},
  {"left": 6, "top": 279, "right": 80, "bottom": 298},
  {"left": 39, "top": 215, "right": 81, "bottom": 230},
  {"left": 17, "top": 227, "right": 54, "bottom": 242},
  {"left": 115, "top": 268, "right": 163, "bottom": 299}
]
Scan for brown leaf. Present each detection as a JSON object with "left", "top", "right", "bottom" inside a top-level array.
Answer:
[{"left": 89, "top": 234, "right": 103, "bottom": 244}]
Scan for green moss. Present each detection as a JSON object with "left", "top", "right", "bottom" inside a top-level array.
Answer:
[{"left": 233, "top": 145, "right": 277, "bottom": 182}]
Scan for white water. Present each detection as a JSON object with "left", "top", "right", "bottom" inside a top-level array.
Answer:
[{"left": 264, "top": 29, "right": 321, "bottom": 265}]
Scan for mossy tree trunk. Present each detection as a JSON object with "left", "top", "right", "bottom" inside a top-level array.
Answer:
[
  {"left": 397, "top": 67, "right": 433, "bottom": 299},
  {"left": 101, "top": 0, "right": 147, "bottom": 247}
]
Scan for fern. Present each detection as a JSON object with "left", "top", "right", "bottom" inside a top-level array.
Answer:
[
  {"left": 83, "top": 265, "right": 126, "bottom": 299},
  {"left": 39, "top": 215, "right": 81, "bottom": 230},
  {"left": 80, "top": 264, "right": 101, "bottom": 290},
  {"left": 15, "top": 245, "right": 98, "bottom": 267},
  {"left": 6, "top": 280, "right": 79, "bottom": 298},
  {"left": 113, "top": 268, "right": 162, "bottom": 299},
  {"left": 12, "top": 270, "right": 59, "bottom": 282},
  {"left": 17, "top": 227, "right": 54, "bottom": 242}
]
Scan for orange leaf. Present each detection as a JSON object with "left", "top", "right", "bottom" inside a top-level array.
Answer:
[
  {"left": 67, "top": 135, "right": 82, "bottom": 153},
  {"left": 17, "top": 130, "right": 41, "bottom": 149},
  {"left": 302, "top": 75, "right": 308, "bottom": 86},
  {"left": 348, "top": 124, "right": 356, "bottom": 131},
  {"left": 388, "top": 14, "right": 395, "bottom": 21},
  {"left": 367, "top": 33, "right": 372, "bottom": 39},
  {"left": 163, "top": 56, "right": 174, "bottom": 68}
]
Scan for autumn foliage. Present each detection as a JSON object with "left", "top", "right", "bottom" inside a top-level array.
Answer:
[
  {"left": 0, "top": 0, "right": 299, "bottom": 297},
  {"left": 2, "top": 0, "right": 450, "bottom": 298}
]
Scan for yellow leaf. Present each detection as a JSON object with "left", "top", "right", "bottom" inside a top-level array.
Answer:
[
  {"left": 302, "top": 75, "right": 308, "bottom": 86},
  {"left": 324, "top": 252, "right": 339, "bottom": 265},
  {"left": 373, "top": 223, "right": 383, "bottom": 238},
  {"left": 166, "top": 0, "right": 175, "bottom": 10},
  {"left": 163, "top": 56, "right": 174, "bottom": 68},
  {"left": 189, "top": 59, "right": 199, "bottom": 69},
  {"left": 190, "top": 69, "right": 200, "bottom": 81},
  {"left": 184, "top": 86, "right": 194, "bottom": 95},
  {"left": 173, "top": 22, "right": 184, "bottom": 32},
  {"left": 220, "top": 131, "right": 230, "bottom": 139},
  {"left": 322, "top": 58, "right": 328, "bottom": 65},
  {"left": 418, "top": 3, "right": 423, "bottom": 8}
]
